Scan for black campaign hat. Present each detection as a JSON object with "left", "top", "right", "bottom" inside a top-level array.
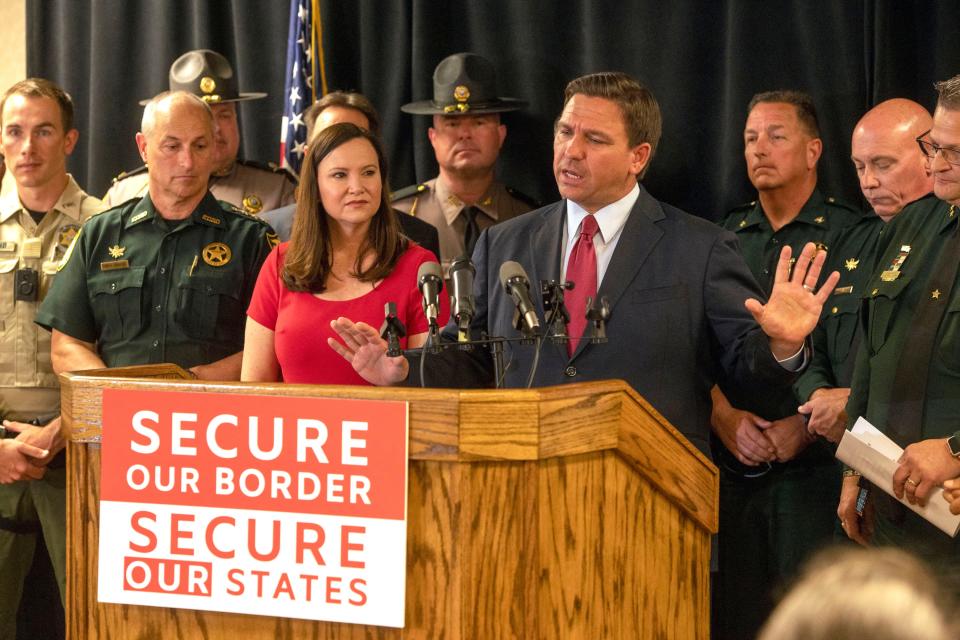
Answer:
[
  {"left": 139, "top": 49, "right": 267, "bottom": 105},
  {"left": 401, "top": 52, "right": 526, "bottom": 116}
]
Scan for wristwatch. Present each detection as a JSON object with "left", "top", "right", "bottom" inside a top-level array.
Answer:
[{"left": 948, "top": 431, "right": 960, "bottom": 458}]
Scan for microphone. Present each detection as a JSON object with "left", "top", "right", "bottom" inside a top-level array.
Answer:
[
  {"left": 499, "top": 261, "right": 541, "bottom": 334},
  {"left": 417, "top": 261, "right": 444, "bottom": 329},
  {"left": 449, "top": 255, "right": 476, "bottom": 341}
]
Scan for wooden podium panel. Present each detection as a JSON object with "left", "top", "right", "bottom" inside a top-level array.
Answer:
[{"left": 60, "top": 371, "right": 717, "bottom": 639}]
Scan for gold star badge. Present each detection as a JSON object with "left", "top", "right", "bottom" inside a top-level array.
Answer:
[
  {"left": 202, "top": 242, "right": 232, "bottom": 267},
  {"left": 932, "top": 289, "right": 942, "bottom": 300},
  {"left": 845, "top": 258, "right": 859, "bottom": 271},
  {"left": 108, "top": 245, "right": 125, "bottom": 259},
  {"left": 814, "top": 216, "right": 826, "bottom": 224}
]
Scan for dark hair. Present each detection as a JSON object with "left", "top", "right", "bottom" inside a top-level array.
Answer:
[
  {"left": 304, "top": 91, "right": 381, "bottom": 139},
  {"left": 934, "top": 75, "right": 960, "bottom": 111},
  {"left": 748, "top": 90, "right": 821, "bottom": 138},
  {"left": 0, "top": 78, "right": 75, "bottom": 132},
  {"left": 283, "top": 122, "right": 404, "bottom": 292},
  {"left": 563, "top": 72, "right": 662, "bottom": 167}
]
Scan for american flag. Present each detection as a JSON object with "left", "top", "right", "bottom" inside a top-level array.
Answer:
[{"left": 280, "top": 0, "right": 326, "bottom": 174}]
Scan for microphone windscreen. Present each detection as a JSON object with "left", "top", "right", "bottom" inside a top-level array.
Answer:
[
  {"left": 417, "top": 261, "right": 443, "bottom": 284},
  {"left": 449, "top": 255, "right": 476, "bottom": 277},
  {"left": 499, "top": 260, "right": 528, "bottom": 290}
]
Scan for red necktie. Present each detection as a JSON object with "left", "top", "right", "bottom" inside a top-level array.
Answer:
[{"left": 565, "top": 215, "right": 599, "bottom": 356}]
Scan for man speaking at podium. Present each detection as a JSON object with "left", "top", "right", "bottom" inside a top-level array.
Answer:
[{"left": 331, "top": 71, "right": 837, "bottom": 459}]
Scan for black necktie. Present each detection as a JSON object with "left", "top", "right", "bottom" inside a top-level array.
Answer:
[{"left": 461, "top": 206, "right": 481, "bottom": 257}]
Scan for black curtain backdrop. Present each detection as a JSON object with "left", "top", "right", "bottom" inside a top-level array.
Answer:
[{"left": 26, "top": 1, "right": 960, "bottom": 222}]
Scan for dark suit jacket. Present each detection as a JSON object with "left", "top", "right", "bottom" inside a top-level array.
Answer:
[
  {"left": 259, "top": 205, "right": 442, "bottom": 260},
  {"left": 445, "top": 186, "right": 797, "bottom": 456}
]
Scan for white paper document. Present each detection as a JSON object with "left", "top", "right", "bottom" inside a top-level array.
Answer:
[{"left": 836, "top": 417, "right": 960, "bottom": 537}]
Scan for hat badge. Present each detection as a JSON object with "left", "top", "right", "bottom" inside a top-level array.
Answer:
[
  {"left": 453, "top": 85, "right": 470, "bottom": 103},
  {"left": 200, "top": 76, "right": 217, "bottom": 94}
]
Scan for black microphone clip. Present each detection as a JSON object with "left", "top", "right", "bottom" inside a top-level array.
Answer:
[
  {"left": 379, "top": 302, "right": 407, "bottom": 357},
  {"left": 585, "top": 296, "right": 611, "bottom": 343},
  {"left": 540, "top": 279, "right": 573, "bottom": 344}
]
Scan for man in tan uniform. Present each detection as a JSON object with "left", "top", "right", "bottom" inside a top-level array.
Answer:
[
  {"left": 393, "top": 53, "right": 537, "bottom": 268},
  {"left": 103, "top": 49, "right": 296, "bottom": 215},
  {"left": 0, "top": 78, "right": 102, "bottom": 635}
]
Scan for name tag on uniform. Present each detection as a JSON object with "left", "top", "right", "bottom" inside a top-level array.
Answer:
[
  {"left": 833, "top": 286, "right": 854, "bottom": 295},
  {"left": 0, "top": 242, "right": 15, "bottom": 252},
  {"left": 100, "top": 260, "right": 130, "bottom": 271}
]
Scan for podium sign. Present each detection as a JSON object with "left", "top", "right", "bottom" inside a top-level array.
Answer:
[{"left": 97, "top": 389, "right": 409, "bottom": 627}]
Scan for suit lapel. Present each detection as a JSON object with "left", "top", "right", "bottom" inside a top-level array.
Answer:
[{"left": 570, "top": 186, "right": 665, "bottom": 360}]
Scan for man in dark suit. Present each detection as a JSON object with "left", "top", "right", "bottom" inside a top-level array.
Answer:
[
  {"left": 259, "top": 91, "right": 441, "bottom": 259},
  {"left": 329, "top": 72, "right": 836, "bottom": 459}
]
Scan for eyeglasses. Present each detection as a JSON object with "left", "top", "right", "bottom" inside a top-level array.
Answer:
[{"left": 916, "top": 130, "right": 960, "bottom": 166}]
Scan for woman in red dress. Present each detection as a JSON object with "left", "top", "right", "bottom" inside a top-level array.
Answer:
[{"left": 242, "top": 123, "right": 446, "bottom": 385}]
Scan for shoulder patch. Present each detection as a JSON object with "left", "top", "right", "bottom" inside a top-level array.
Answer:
[
  {"left": 112, "top": 165, "right": 148, "bottom": 183},
  {"left": 390, "top": 183, "right": 429, "bottom": 202},
  {"left": 236, "top": 158, "right": 298, "bottom": 184},
  {"left": 505, "top": 186, "right": 540, "bottom": 209}
]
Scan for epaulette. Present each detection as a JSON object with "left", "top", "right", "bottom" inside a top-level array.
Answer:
[
  {"left": 823, "top": 195, "right": 863, "bottom": 215},
  {"left": 217, "top": 199, "right": 272, "bottom": 225},
  {"left": 506, "top": 186, "right": 541, "bottom": 209},
  {"left": 390, "top": 182, "right": 429, "bottom": 202},
  {"left": 112, "top": 165, "right": 148, "bottom": 184},
  {"left": 726, "top": 200, "right": 757, "bottom": 215},
  {"left": 236, "top": 158, "right": 298, "bottom": 184},
  {"left": 722, "top": 200, "right": 757, "bottom": 226}
]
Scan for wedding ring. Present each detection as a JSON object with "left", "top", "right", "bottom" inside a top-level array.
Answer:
[{"left": 906, "top": 478, "right": 919, "bottom": 487}]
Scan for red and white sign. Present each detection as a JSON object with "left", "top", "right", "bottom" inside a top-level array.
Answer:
[{"left": 98, "top": 389, "right": 409, "bottom": 627}]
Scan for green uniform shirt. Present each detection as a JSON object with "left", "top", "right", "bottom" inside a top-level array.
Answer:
[
  {"left": 35, "top": 192, "right": 275, "bottom": 369},
  {"left": 794, "top": 214, "right": 883, "bottom": 401},
  {"left": 722, "top": 189, "right": 860, "bottom": 419},
  {"left": 722, "top": 189, "right": 861, "bottom": 293},
  {"left": 795, "top": 194, "right": 938, "bottom": 402},
  {"left": 845, "top": 196, "right": 960, "bottom": 571},
  {"left": 847, "top": 196, "right": 958, "bottom": 440}
]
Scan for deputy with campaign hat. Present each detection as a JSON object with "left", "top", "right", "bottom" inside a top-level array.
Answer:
[
  {"left": 392, "top": 52, "right": 536, "bottom": 269},
  {"left": 104, "top": 49, "right": 296, "bottom": 215}
]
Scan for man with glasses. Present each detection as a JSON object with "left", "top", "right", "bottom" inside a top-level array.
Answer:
[
  {"left": 712, "top": 90, "right": 860, "bottom": 640},
  {"left": 841, "top": 74, "right": 960, "bottom": 594},
  {"left": 795, "top": 100, "right": 933, "bottom": 543}
]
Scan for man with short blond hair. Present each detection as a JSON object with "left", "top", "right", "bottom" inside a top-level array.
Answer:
[{"left": 0, "top": 76, "right": 102, "bottom": 633}]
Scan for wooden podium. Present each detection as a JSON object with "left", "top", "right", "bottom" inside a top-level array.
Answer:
[{"left": 60, "top": 368, "right": 718, "bottom": 639}]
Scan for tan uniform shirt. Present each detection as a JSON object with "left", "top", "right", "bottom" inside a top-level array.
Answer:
[
  {"left": 0, "top": 175, "right": 103, "bottom": 419},
  {"left": 103, "top": 161, "right": 296, "bottom": 214},
  {"left": 391, "top": 177, "right": 534, "bottom": 269}
]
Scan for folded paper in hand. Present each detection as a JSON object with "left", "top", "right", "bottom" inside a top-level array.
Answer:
[{"left": 836, "top": 417, "right": 960, "bottom": 537}]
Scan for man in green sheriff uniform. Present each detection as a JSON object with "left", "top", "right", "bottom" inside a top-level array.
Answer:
[
  {"left": 36, "top": 91, "right": 274, "bottom": 379},
  {"left": 796, "top": 99, "right": 933, "bottom": 444},
  {"left": 103, "top": 50, "right": 296, "bottom": 215},
  {"left": 711, "top": 90, "right": 861, "bottom": 640},
  {"left": 0, "top": 78, "right": 103, "bottom": 636},
  {"left": 839, "top": 75, "right": 960, "bottom": 592}
]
